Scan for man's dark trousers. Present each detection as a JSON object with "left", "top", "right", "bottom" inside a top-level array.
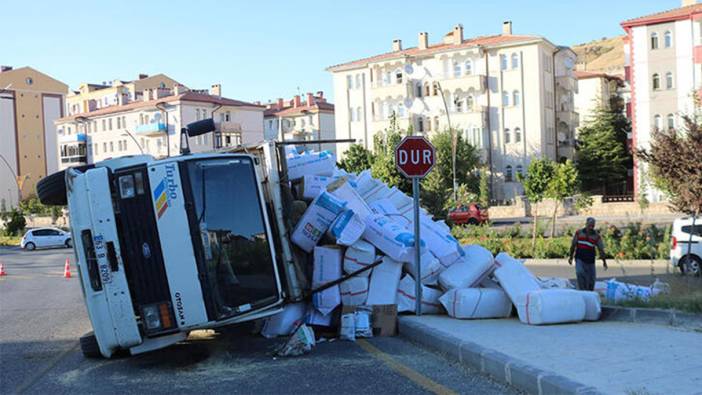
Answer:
[{"left": 575, "top": 258, "right": 596, "bottom": 291}]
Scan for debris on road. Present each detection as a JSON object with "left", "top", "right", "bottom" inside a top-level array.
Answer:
[{"left": 275, "top": 324, "right": 316, "bottom": 357}]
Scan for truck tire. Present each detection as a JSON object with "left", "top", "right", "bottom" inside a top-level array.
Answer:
[
  {"left": 79, "top": 332, "right": 102, "bottom": 358},
  {"left": 36, "top": 165, "right": 93, "bottom": 206}
]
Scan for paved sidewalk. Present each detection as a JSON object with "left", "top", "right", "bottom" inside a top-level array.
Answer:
[{"left": 399, "top": 315, "right": 702, "bottom": 395}]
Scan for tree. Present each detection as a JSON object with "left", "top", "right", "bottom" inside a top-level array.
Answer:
[
  {"left": 478, "top": 167, "right": 490, "bottom": 208},
  {"left": 420, "top": 128, "right": 481, "bottom": 219},
  {"left": 546, "top": 160, "right": 579, "bottom": 236},
  {"left": 575, "top": 98, "right": 632, "bottom": 194},
  {"left": 370, "top": 119, "right": 409, "bottom": 191},
  {"left": 519, "top": 158, "right": 556, "bottom": 247},
  {"left": 638, "top": 115, "right": 702, "bottom": 272},
  {"left": 2, "top": 208, "right": 26, "bottom": 236},
  {"left": 338, "top": 144, "right": 374, "bottom": 174}
]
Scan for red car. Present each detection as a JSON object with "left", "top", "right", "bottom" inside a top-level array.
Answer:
[{"left": 448, "top": 203, "right": 489, "bottom": 225}]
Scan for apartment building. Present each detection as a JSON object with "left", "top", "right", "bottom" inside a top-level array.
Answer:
[
  {"left": 263, "top": 91, "right": 336, "bottom": 153},
  {"left": 622, "top": 0, "right": 702, "bottom": 202},
  {"left": 55, "top": 84, "right": 265, "bottom": 169},
  {"left": 327, "top": 22, "right": 578, "bottom": 201},
  {"left": 66, "top": 73, "right": 182, "bottom": 116},
  {"left": 0, "top": 66, "right": 68, "bottom": 209},
  {"left": 574, "top": 71, "right": 625, "bottom": 130}
]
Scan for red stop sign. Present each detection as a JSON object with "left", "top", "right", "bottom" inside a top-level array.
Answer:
[{"left": 395, "top": 136, "right": 436, "bottom": 178}]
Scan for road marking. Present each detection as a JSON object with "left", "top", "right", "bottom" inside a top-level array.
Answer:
[
  {"left": 357, "top": 339, "right": 458, "bottom": 395},
  {"left": 14, "top": 341, "right": 79, "bottom": 394}
]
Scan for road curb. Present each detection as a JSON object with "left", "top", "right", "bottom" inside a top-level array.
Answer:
[
  {"left": 601, "top": 306, "right": 702, "bottom": 329},
  {"left": 398, "top": 317, "right": 602, "bottom": 395}
]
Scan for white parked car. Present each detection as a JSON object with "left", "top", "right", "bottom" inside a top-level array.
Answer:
[
  {"left": 670, "top": 217, "right": 701, "bottom": 276},
  {"left": 20, "top": 227, "right": 73, "bottom": 250}
]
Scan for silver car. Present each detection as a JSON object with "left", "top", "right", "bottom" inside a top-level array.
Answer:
[{"left": 20, "top": 227, "right": 72, "bottom": 250}]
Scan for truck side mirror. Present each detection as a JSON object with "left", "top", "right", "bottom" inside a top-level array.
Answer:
[{"left": 180, "top": 118, "right": 216, "bottom": 155}]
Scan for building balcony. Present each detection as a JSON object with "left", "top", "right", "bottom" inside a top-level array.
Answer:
[
  {"left": 437, "top": 74, "right": 487, "bottom": 94},
  {"left": 557, "top": 111, "right": 579, "bottom": 126},
  {"left": 370, "top": 81, "right": 413, "bottom": 98},
  {"left": 219, "top": 121, "right": 242, "bottom": 133},
  {"left": 556, "top": 76, "right": 577, "bottom": 92},
  {"left": 135, "top": 122, "right": 167, "bottom": 136},
  {"left": 58, "top": 133, "right": 86, "bottom": 144}
]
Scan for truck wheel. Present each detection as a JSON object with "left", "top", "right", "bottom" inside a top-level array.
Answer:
[
  {"left": 36, "top": 165, "right": 93, "bottom": 206},
  {"left": 468, "top": 218, "right": 479, "bottom": 225},
  {"left": 79, "top": 332, "right": 102, "bottom": 358}
]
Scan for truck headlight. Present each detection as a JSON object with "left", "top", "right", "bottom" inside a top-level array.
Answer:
[{"left": 141, "top": 302, "right": 175, "bottom": 332}]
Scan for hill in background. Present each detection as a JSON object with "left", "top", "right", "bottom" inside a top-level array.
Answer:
[{"left": 572, "top": 35, "right": 626, "bottom": 77}]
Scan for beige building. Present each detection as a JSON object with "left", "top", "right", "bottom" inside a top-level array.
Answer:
[
  {"left": 263, "top": 92, "right": 336, "bottom": 153},
  {"left": 574, "top": 71, "right": 625, "bottom": 130},
  {"left": 66, "top": 73, "right": 182, "bottom": 116},
  {"left": 327, "top": 22, "right": 578, "bottom": 201},
  {"left": 0, "top": 66, "right": 68, "bottom": 209},
  {"left": 622, "top": 0, "right": 702, "bottom": 201},
  {"left": 55, "top": 84, "right": 265, "bottom": 168}
]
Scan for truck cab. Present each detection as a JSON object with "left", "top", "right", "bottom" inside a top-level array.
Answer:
[{"left": 38, "top": 120, "right": 306, "bottom": 358}]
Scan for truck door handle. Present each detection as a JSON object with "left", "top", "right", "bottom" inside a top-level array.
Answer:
[{"left": 106, "top": 242, "right": 119, "bottom": 272}]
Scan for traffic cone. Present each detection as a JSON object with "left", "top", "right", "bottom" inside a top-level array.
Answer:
[
  {"left": 63, "top": 258, "right": 71, "bottom": 279},
  {"left": 0, "top": 263, "right": 6, "bottom": 276}
]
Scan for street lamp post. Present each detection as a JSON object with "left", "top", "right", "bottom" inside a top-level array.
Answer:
[{"left": 122, "top": 130, "right": 145, "bottom": 154}]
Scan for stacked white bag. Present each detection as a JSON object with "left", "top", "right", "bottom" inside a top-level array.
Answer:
[
  {"left": 439, "top": 288, "right": 512, "bottom": 319},
  {"left": 439, "top": 245, "right": 496, "bottom": 290}
]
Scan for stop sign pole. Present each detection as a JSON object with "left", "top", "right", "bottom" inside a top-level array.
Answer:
[{"left": 395, "top": 136, "right": 436, "bottom": 316}]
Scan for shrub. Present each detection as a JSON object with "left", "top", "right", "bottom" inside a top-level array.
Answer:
[{"left": 2, "top": 208, "right": 26, "bottom": 236}]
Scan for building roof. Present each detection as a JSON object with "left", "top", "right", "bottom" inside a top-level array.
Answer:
[
  {"left": 0, "top": 66, "right": 68, "bottom": 93},
  {"left": 621, "top": 3, "right": 702, "bottom": 28},
  {"left": 327, "top": 34, "right": 547, "bottom": 72},
  {"left": 574, "top": 70, "right": 623, "bottom": 81},
  {"left": 57, "top": 91, "right": 263, "bottom": 122},
  {"left": 264, "top": 100, "right": 335, "bottom": 117}
]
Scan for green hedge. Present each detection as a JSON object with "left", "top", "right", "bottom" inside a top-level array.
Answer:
[{"left": 452, "top": 222, "right": 671, "bottom": 260}]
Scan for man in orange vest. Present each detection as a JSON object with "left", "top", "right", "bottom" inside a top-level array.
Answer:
[{"left": 568, "top": 217, "right": 608, "bottom": 291}]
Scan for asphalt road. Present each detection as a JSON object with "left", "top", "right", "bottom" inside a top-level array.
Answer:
[{"left": 0, "top": 247, "right": 517, "bottom": 395}]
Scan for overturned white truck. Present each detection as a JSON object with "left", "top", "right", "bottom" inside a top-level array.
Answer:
[{"left": 37, "top": 119, "right": 322, "bottom": 358}]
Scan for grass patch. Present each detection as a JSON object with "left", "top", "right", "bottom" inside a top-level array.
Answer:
[
  {"left": 615, "top": 292, "right": 702, "bottom": 314},
  {"left": 0, "top": 236, "right": 21, "bottom": 246}
]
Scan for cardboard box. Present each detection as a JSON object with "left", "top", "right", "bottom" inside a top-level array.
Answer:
[
  {"left": 312, "top": 246, "right": 343, "bottom": 315},
  {"left": 341, "top": 304, "right": 397, "bottom": 337}
]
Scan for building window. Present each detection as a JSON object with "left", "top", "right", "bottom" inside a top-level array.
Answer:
[
  {"left": 102, "top": 119, "right": 106, "bottom": 131},
  {"left": 103, "top": 142, "right": 107, "bottom": 152},
  {"left": 502, "top": 91, "right": 509, "bottom": 106},
  {"left": 432, "top": 82, "right": 440, "bottom": 96},
  {"left": 122, "top": 116, "right": 126, "bottom": 128},
  {"left": 355, "top": 74, "right": 361, "bottom": 89},
  {"left": 349, "top": 108, "right": 355, "bottom": 122},
  {"left": 117, "top": 141, "right": 122, "bottom": 151},
  {"left": 416, "top": 83, "right": 423, "bottom": 98},
  {"left": 382, "top": 102, "right": 390, "bottom": 120},
  {"left": 357, "top": 107, "right": 363, "bottom": 121},
  {"left": 515, "top": 127, "right": 522, "bottom": 142},
  {"left": 667, "top": 114, "right": 675, "bottom": 130},
  {"left": 464, "top": 60, "right": 472, "bottom": 75},
  {"left": 666, "top": 72, "right": 674, "bottom": 89},
  {"left": 225, "top": 111, "right": 230, "bottom": 122},
  {"left": 466, "top": 95, "right": 474, "bottom": 111},
  {"left": 395, "top": 69, "right": 403, "bottom": 84},
  {"left": 109, "top": 142, "right": 114, "bottom": 152},
  {"left": 94, "top": 143, "right": 98, "bottom": 155},
  {"left": 117, "top": 117, "right": 121, "bottom": 129},
  {"left": 651, "top": 32, "right": 658, "bottom": 49},
  {"left": 424, "top": 82, "right": 431, "bottom": 97},
  {"left": 654, "top": 114, "right": 662, "bottom": 130},
  {"left": 664, "top": 31, "right": 672, "bottom": 48},
  {"left": 505, "top": 165, "right": 513, "bottom": 182},
  {"left": 513, "top": 90, "right": 521, "bottom": 106},
  {"left": 426, "top": 116, "right": 432, "bottom": 132},
  {"left": 417, "top": 117, "right": 424, "bottom": 132},
  {"left": 456, "top": 98, "right": 464, "bottom": 113},
  {"left": 196, "top": 109, "right": 202, "bottom": 120},
  {"left": 434, "top": 116, "right": 439, "bottom": 131},
  {"left": 453, "top": 61, "right": 461, "bottom": 78},
  {"left": 504, "top": 128, "right": 511, "bottom": 143},
  {"left": 652, "top": 73, "right": 660, "bottom": 90},
  {"left": 347, "top": 75, "right": 353, "bottom": 89},
  {"left": 516, "top": 165, "right": 523, "bottom": 178},
  {"left": 511, "top": 53, "right": 519, "bottom": 69},
  {"left": 500, "top": 54, "right": 508, "bottom": 71}
]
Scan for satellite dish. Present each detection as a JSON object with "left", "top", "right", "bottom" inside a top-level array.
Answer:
[{"left": 403, "top": 64, "right": 427, "bottom": 80}]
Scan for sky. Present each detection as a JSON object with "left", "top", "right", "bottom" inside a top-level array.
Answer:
[{"left": 0, "top": 0, "right": 683, "bottom": 104}]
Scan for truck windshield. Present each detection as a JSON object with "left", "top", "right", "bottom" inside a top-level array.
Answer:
[{"left": 186, "top": 157, "right": 277, "bottom": 319}]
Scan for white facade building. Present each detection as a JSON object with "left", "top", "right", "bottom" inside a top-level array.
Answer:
[
  {"left": 574, "top": 71, "right": 625, "bottom": 131},
  {"left": 622, "top": 1, "right": 702, "bottom": 201},
  {"left": 327, "top": 22, "right": 578, "bottom": 201},
  {"left": 55, "top": 86, "right": 265, "bottom": 169},
  {"left": 263, "top": 92, "right": 336, "bottom": 154}
]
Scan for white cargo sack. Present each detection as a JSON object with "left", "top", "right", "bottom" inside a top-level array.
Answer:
[
  {"left": 291, "top": 192, "right": 347, "bottom": 252},
  {"left": 343, "top": 240, "right": 376, "bottom": 277},
  {"left": 403, "top": 251, "right": 442, "bottom": 286},
  {"left": 396, "top": 275, "right": 443, "bottom": 314},
  {"left": 363, "top": 214, "right": 423, "bottom": 262},
  {"left": 327, "top": 178, "right": 373, "bottom": 221},
  {"left": 605, "top": 279, "right": 652, "bottom": 303},
  {"left": 439, "top": 288, "right": 513, "bottom": 319},
  {"left": 493, "top": 252, "right": 541, "bottom": 306},
  {"left": 517, "top": 289, "right": 586, "bottom": 325},
  {"left": 354, "top": 170, "right": 382, "bottom": 198},
  {"left": 286, "top": 150, "right": 335, "bottom": 180},
  {"left": 366, "top": 256, "right": 403, "bottom": 305},
  {"left": 300, "top": 175, "right": 334, "bottom": 200},
  {"left": 438, "top": 245, "right": 496, "bottom": 290},
  {"left": 578, "top": 290, "right": 601, "bottom": 321},
  {"left": 305, "top": 305, "right": 333, "bottom": 326},
  {"left": 369, "top": 199, "right": 400, "bottom": 217},
  {"left": 327, "top": 209, "right": 365, "bottom": 246},
  {"left": 537, "top": 277, "right": 575, "bottom": 289},
  {"left": 261, "top": 303, "right": 306, "bottom": 338},
  {"left": 480, "top": 277, "right": 503, "bottom": 290},
  {"left": 312, "top": 246, "right": 342, "bottom": 315},
  {"left": 339, "top": 277, "right": 369, "bottom": 306}
]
